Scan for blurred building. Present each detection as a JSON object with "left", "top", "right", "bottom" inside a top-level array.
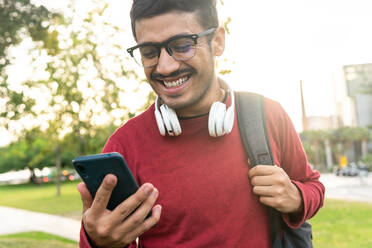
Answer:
[
  {"left": 302, "top": 63, "right": 372, "bottom": 130},
  {"left": 343, "top": 63, "right": 372, "bottom": 127},
  {"left": 305, "top": 116, "right": 340, "bottom": 130},
  {"left": 300, "top": 80, "right": 341, "bottom": 130},
  {"left": 301, "top": 63, "right": 372, "bottom": 166}
]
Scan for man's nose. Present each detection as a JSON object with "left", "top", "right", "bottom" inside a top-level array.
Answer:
[{"left": 155, "top": 48, "right": 180, "bottom": 76}]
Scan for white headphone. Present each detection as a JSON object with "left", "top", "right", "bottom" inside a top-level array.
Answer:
[{"left": 154, "top": 86, "right": 235, "bottom": 137}]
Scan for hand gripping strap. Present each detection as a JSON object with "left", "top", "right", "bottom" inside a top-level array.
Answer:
[
  {"left": 235, "top": 91, "right": 313, "bottom": 248},
  {"left": 235, "top": 91, "right": 282, "bottom": 248}
]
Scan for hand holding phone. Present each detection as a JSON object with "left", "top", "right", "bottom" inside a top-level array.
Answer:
[{"left": 75, "top": 152, "right": 162, "bottom": 247}]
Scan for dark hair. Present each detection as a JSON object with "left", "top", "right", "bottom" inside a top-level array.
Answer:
[{"left": 130, "top": 0, "right": 218, "bottom": 40}]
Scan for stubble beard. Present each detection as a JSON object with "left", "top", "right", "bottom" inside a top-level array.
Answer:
[{"left": 164, "top": 64, "right": 215, "bottom": 113}]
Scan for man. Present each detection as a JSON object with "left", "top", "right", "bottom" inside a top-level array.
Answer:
[{"left": 78, "top": 0, "right": 325, "bottom": 247}]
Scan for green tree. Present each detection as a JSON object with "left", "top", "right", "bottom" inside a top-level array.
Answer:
[
  {"left": 0, "top": 0, "right": 59, "bottom": 70},
  {"left": 301, "top": 126, "right": 371, "bottom": 170},
  {"left": 0, "top": 123, "right": 119, "bottom": 183},
  {"left": 38, "top": 3, "right": 149, "bottom": 195},
  {"left": 0, "top": 0, "right": 60, "bottom": 126},
  {"left": 1, "top": 1, "right": 152, "bottom": 195},
  {"left": 331, "top": 126, "right": 370, "bottom": 163},
  {"left": 0, "top": 128, "right": 54, "bottom": 180},
  {"left": 301, "top": 130, "right": 330, "bottom": 170}
]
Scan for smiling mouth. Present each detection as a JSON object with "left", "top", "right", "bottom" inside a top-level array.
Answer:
[
  {"left": 162, "top": 75, "right": 191, "bottom": 88},
  {"left": 152, "top": 68, "right": 196, "bottom": 89}
]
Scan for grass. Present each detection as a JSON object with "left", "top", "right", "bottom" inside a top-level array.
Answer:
[
  {"left": 0, "top": 232, "right": 77, "bottom": 248},
  {"left": 0, "top": 180, "right": 82, "bottom": 219},
  {"left": 310, "top": 199, "right": 372, "bottom": 248}
]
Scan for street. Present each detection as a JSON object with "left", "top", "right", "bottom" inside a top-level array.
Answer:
[
  {"left": 320, "top": 173, "right": 372, "bottom": 203},
  {"left": 0, "top": 206, "right": 80, "bottom": 241}
]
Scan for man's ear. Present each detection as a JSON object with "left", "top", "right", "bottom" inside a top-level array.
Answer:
[{"left": 212, "top": 26, "right": 225, "bottom": 56}]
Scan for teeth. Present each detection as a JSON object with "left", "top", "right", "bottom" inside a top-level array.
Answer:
[{"left": 163, "top": 77, "right": 188, "bottom": 88}]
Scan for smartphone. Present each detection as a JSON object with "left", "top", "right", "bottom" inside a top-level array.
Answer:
[{"left": 73, "top": 152, "right": 140, "bottom": 211}]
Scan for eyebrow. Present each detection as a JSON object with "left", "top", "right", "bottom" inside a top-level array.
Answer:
[{"left": 137, "top": 32, "right": 194, "bottom": 47}]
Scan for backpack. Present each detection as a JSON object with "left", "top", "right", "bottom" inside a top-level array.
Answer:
[{"left": 235, "top": 91, "right": 313, "bottom": 248}]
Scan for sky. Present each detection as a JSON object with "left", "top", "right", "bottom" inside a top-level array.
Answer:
[
  {"left": 218, "top": 0, "right": 372, "bottom": 129},
  {"left": 1, "top": 0, "right": 372, "bottom": 146}
]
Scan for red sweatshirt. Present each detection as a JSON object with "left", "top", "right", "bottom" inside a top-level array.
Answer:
[{"left": 79, "top": 96, "right": 324, "bottom": 248}]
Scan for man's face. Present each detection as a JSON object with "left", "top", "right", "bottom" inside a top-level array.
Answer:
[{"left": 135, "top": 12, "right": 224, "bottom": 117}]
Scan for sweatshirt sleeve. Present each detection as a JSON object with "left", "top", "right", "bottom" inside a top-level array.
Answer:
[
  {"left": 264, "top": 98, "right": 325, "bottom": 228},
  {"left": 79, "top": 223, "right": 92, "bottom": 248}
]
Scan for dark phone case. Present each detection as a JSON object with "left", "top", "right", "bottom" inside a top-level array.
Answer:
[{"left": 73, "top": 152, "right": 139, "bottom": 211}]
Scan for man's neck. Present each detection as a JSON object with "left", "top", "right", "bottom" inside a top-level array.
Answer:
[{"left": 176, "top": 77, "right": 224, "bottom": 118}]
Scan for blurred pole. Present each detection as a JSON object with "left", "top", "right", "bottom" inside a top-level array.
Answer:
[
  {"left": 324, "top": 139, "right": 333, "bottom": 169},
  {"left": 55, "top": 146, "right": 61, "bottom": 196},
  {"left": 362, "top": 140, "right": 368, "bottom": 157},
  {"left": 300, "top": 80, "right": 308, "bottom": 131}
]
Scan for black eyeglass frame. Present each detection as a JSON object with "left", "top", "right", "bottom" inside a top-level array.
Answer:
[{"left": 127, "top": 28, "right": 216, "bottom": 68}]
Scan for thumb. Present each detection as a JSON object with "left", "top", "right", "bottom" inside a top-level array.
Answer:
[{"left": 77, "top": 182, "right": 93, "bottom": 213}]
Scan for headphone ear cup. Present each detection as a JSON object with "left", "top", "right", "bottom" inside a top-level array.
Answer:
[
  {"left": 215, "top": 103, "right": 227, "bottom": 136},
  {"left": 155, "top": 108, "right": 166, "bottom": 136},
  {"left": 160, "top": 104, "right": 182, "bottom": 136},
  {"left": 223, "top": 107, "right": 234, "bottom": 134},
  {"left": 208, "top": 103, "right": 218, "bottom": 137},
  {"left": 209, "top": 102, "right": 227, "bottom": 137},
  {"left": 160, "top": 104, "right": 174, "bottom": 136},
  {"left": 165, "top": 105, "right": 182, "bottom": 136}
]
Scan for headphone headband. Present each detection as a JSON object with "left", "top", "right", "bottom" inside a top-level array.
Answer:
[{"left": 154, "top": 83, "right": 235, "bottom": 137}]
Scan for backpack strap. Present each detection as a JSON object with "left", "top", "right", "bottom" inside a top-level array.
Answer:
[
  {"left": 235, "top": 92, "right": 273, "bottom": 166},
  {"left": 235, "top": 91, "right": 282, "bottom": 248}
]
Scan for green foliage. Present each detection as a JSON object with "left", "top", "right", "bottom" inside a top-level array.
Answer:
[
  {"left": 360, "top": 154, "right": 372, "bottom": 171},
  {"left": 300, "top": 127, "right": 371, "bottom": 169},
  {"left": 301, "top": 129, "right": 331, "bottom": 142},
  {"left": 0, "top": 80, "right": 36, "bottom": 124},
  {"left": 223, "top": 17, "right": 232, "bottom": 35},
  {"left": 21, "top": 1, "right": 146, "bottom": 158},
  {"left": 0, "top": 1, "right": 152, "bottom": 179},
  {"left": 332, "top": 126, "right": 370, "bottom": 143},
  {"left": 0, "top": 123, "right": 119, "bottom": 174},
  {"left": 0, "top": 0, "right": 60, "bottom": 69},
  {"left": 0, "top": 128, "right": 52, "bottom": 173},
  {"left": 0, "top": 1, "right": 60, "bottom": 124},
  {"left": 300, "top": 130, "right": 330, "bottom": 169}
]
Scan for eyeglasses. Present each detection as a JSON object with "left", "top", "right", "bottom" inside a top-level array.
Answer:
[{"left": 127, "top": 28, "right": 216, "bottom": 68}]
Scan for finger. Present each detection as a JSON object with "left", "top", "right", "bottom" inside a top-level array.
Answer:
[
  {"left": 248, "top": 165, "right": 279, "bottom": 178},
  {"left": 250, "top": 174, "right": 275, "bottom": 187},
  {"left": 77, "top": 182, "right": 94, "bottom": 213},
  {"left": 259, "top": 195, "right": 289, "bottom": 213},
  {"left": 252, "top": 185, "right": 275, "bottom": 197},
  {"left": 258, "top": 196, "right": 278, "bottom": 209},
  {"left": 119, "top": 187, "right": 159, "bottom": 233},
  {"left": 90, "top": 174, "right": 117, "bottom": 215},
  {"left": 125, "top": 204, "right": 162, "bottom": 241},
  {"left": 109, "top": 183, "right": 155, "bottom": 226}
]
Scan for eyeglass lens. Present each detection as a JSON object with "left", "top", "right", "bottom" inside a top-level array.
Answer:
[{"left": 132, "top": 37, "right": 196, "bottom": 67}]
